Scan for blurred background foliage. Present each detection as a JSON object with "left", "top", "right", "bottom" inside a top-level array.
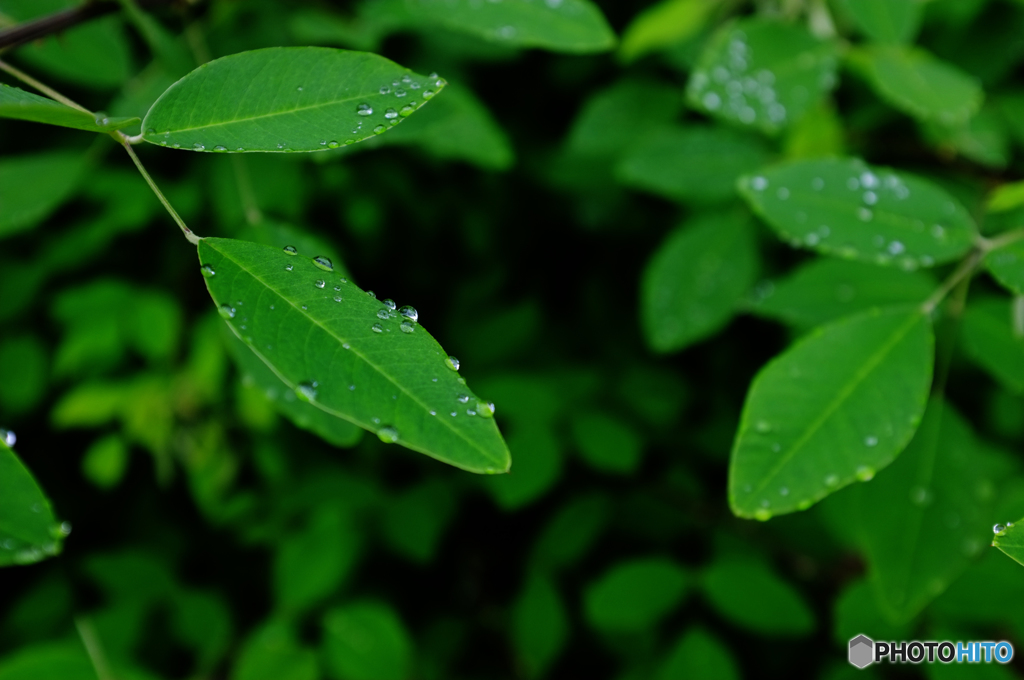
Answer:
[{"left": 1, "top": 0, "right": 1024, "bottom": 678}]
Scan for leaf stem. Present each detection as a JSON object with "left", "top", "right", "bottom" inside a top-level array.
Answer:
[
  {"left": 977, "top": 227, "right": 1024, "bottom": 253},
  {"left": 119, "top": 137, "right": 201, "bottom": 245},
  {"left": 76, "top": 617, "right": 114, "bottom": 680},
  {"left": 0, "top": 58, "right": 89, "bottom": 112},
  {"left": 921, "top": 252, "right": 982, "bottom": 315}
]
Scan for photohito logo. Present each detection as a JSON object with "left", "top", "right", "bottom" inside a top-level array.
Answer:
[{"left": 848, "top": 635, "right": 1014, "bottom": 668}]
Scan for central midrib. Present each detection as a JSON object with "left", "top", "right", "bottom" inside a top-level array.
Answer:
[{"left": 215, "top": 243, "right": 504, "bottom": 467}]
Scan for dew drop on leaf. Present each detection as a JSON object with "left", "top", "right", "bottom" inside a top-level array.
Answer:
[
  {"left": 315, "top": 279, "right": 326, "bottom": 289},
  {"left": 295, "top": 381, "right": 318, "bottom": 403},
  {"left": 313, "top": 256, "right": 333, "bottom": 271},
  {"left": 218, "top": 304, "right": 236, "bottom": 319},
  {"left": 283, "top": 245, "right": 298, "bottom": 255},
  {"left": 356, "top": 103, "right": 373, "bottom": 116},
  {"left": 372, "top": 323, "right": 383, "bottom": 333},
  {"left": 200, "top": 264, "right": 216, "bottom": 278},
  {"left": 383, "top": 299, "right": 397, "bottom": 311},
  {"left": 398, "top": 305, "right": 418, "bottom": 323},
  {"left": 377, "top": 426, "right": 400, "bottom": 443},
  {"left": 477, "top": 401, "right": 495, "bottom": 418},
  {"left": 400, "top": 321, "right": 415, "bottom": 333},
  {"left": 373, "top": 125, "right": 387, "bottom": 135},
  {"left": 0, "top": 428, "right": 15, "bottom": 447},
  {"left": 445, "top": 355, "right": 460, "bottom": 371}
]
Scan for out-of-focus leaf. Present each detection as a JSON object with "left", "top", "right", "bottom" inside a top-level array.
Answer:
[
  {"left": 0, "top": 335, "right": 47, "bottom": 415},
  {"left": 322, "top": 601, "right": 413, "bottom": 680},
  {"left": 198, "top": 238, "right": 509, "bottom": 473},
  {"left": 960, "top": 298, "right": 1024, "bottom": 393},
  {"left": 584, "top": 557, "right": 687, "bottom": 632},
  {"left": 984, "top": 238, "right": 1024, "bottom": 296},
  {"left": 729, "top": 308, "right": 933, "bottom": 519},
  {"left": 986, "top": 181, "right": 1024, "bottom": 214},
  {"left": 641, "top": 212, "right": 759, "bottom": 353},
  {"left": 739, "top": 157, "right": 976, "bottom": 267},
  {"left": 655, "top": 627, "right": 740, "bottom": 680},
  {"left": 381, "top": 478, "right": 456, "bottom": 563},
  {"left": 0, "top": 151, "right": 86, "bottom": 240},
  {"left": 853, "top": 401, "right": 995, "bottom": 621},
  {"left": 783, "top": 99, "right": 845, "bottom": 159},
  {"left": 143, "top": 47, "right": 447, "bottom": 153},
  {"left": 752, "top": 258, "right": 936, "bottom": 330},
  {"left": 0, "top": 436, "right": 64, "bottom": 567},
  {"left": 618, "top": 126, "right": 772, "bottom": 204},
  {"left": 839, "top": 0, "right": 922, "bottom": 44},
  {"left": 617, "top": 366, "right": 689, "bottom": 427},
  {"left": 485, "top": 426, "right": 562, "bottom": 510},
  {"left": 618, "top": 0, "right": 718, "bottom": 63},
  {"left": 401, "top": 0, "right": 616, "bottom": 54},
  {"left": 274, "top": 504, "right": 361, "bottom": 613},
  {"left": 81, "top": 550, "right": 177, "bottom": 605},
  {"left": 686, "top": 18, "right": 838, "bottom": 135},
  {"left": 529, "top": 493, "right": 609, "bottom": 571},
  {"left": 0, "top": 641, "right": 97, "bottom": 680},
  {"left": 231, "top": 619, "right": 318, "bottom": 680},
  {"left": 0, "top": 84, "right": 138, "bottom": 132},
  {"left": 993, "top": 520, "right": 1024, "bottom": 568},
  {"left": 849, "top": 46, "right": 982, "bottom": 125},
  {"left": 171, "top": 589, "right": 233, "bottom": 671},
  {"left": 81, "top": 434, "right": 129, "bottom": 490},
  {"left": 922, "top": 106, "right": 1009, "bottom": 169},
  {"left": 700, "top": 556, "right": 814, "bottom": 635},
  {"left": 833, "top": 579, "right": 911, "bottom": 646},
  {"left": 511, "top": 573, "right": 568, "bottom": 678},
  {"left": 569, "top": 411, "right": 643, "bottom": 474}
]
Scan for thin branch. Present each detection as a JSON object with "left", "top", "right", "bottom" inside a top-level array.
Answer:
[
  {"left": 119, "top": 136, "right": 202, "bottom": 245},
  {"left": 921, "top": 252, "right": 982, "bottom": 315},
  {"left": 0, "top": 2, "right": 118, "bottom": 52},
  {"left": 0, "top": 57, "right": 89, "bottom": 111},
  {"left": 977, "top": 227, "right": 1024, "bottom": 253}
]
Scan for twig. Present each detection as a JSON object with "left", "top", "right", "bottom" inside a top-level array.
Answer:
[
  {"left": 977, "top": 227, "right": 1024, "bottom": 253},
  {"left": 0, "top": 57, "right": 89, "bottom": 111},
  {"left": 119, "top": 136, "right": 201, "bottom": 244},
  {"left": 921, "top": 252, "right": 982, "bottom": 315},
  {"left": 0, "top": 2, "right": 118, "bottom": 52}
]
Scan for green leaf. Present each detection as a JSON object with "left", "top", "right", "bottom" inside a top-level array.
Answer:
[
  {"left": 654, "top": 627, "right": 740, "bottom": 680},
  {"left": 849, "top": 46, "right": 982, "bottom": 125},
  {"left": 986, "top": 181, "right": 1024, "bottom": 214},
  {"left": 584, "top": 557, "right": 688, "bottom": 632},
  {"left": 197, "top": 238, "right": 509, "bottom": 474},
  {"left": 729, "top": 308, "right": 934, "bottom": 520},
  {"left": 484, "top": 426, "right": 562, "bottom": 509},
  {"left": 752, "top": 258, "right": 936, "bottom": 331},
  {"left": 402, "top": 0, "right": 616, "bottom": 54},
  {"left": 171, "top": 590, "right": 233, "bottom": 671},
  {"left": 231, "top": 620, "right": 318, "bottom": 680},
  {"left": 686, "top": 18, "right": 838, "bottom": 135},
  {"left": 570, "top": 411, "right": 643, "bottom": 474},
  {"left": 922, "top": 106, "right": 1010, "bottom": 170},
  {"left": 0, "top": 642, "right": 97, "bottom": 680},
  {"left": 380, "top": 478, "right": 457, "bottom": 563},
  {"left": 0, "top": 84, "right": 139, "bottom": 132},
  {"left": 832, "top": 579, "right": 911, "bottom": 646},
  {"left": 782, "top": 99, "right": 845, "bottom": 159},
  {"left": 564, "top": 79, "right": 683, "bottom": 160},
  {"left": 641, "top": 212, "right": 759, "bottom": 353},
  {"left": 0, "top": 435, "right": 65, "bottom": 567},
  {"left": 226, "top": 331, "right": 363, "bottom": 448},
  {"left": 960, "top": 298, "right": 1024, "bottom": 394},
  {"left": 81, "top": 434, "right": 130, "bottom": 490},
  {"left": 853, "top": 400, "right": 995, "bottom": 621},
  {"left": 993, "top": 519, "right": 1024, "bottom": 568},
  {"left": 985, "top": 238, "right": 1024, "bottom": 296},
  {"left": 839, "top": 0, "right": 921, "bottom": 44},
  {"left": 511, "top": 573, "right": 569, "bottom": 678},
  {"left": 738, "top": 157, "right": 976, "bottom": 267},
  {"left": 700, "top": 557, "right": 814, "bottom": 636},
  {"left": 528, "top": 493, "right": 609, "bottom": 572},
  {"left": 617, "top": 126, "right": 772, "bottom": 204},
  {"left": 0, "top": 151, "right": 86, "bottom": 240},
  {"left": 618, "top": 0, "right": 718, "bottom": 63},
  {"left": 142, "top": 47, "right": 448, "bottom": 153},
  {"left": 274, "top": 505, "right": 361, "bottom": 614},
  {"left": 322, "top": 602, "right": 413, "bottom": 680},
  {"left": 0, "top": 335, "right": 48, "bottom": 416}
]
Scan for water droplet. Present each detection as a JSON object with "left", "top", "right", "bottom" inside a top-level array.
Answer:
[
  {"left": 214, "top": 145, "right": 227, "bottom": 152},
  {"left": 397, "top": 305, "right": 418, "bottom": 323},
  {"left": 755, "top": 420, "right": 772, "bottom": 433},
  {"left": 385, "top": 108, "right": 398, "bottom": 119},
  {"left": 753, "top": 508, "right": 771, "bottom": 521},
  {"left": 193, "top": 143, "right": 205, "bottom": 151},
  {"left": 277, "top": 143, "right": 284, "bottom": 149},
  {"left": 313, "top": 256, "right": 334, "bottom": 271},
  {"left": 285, "top": 264, "right": 293, "bottom": 272},
  {"left": 315, "top": 279, "right": 326, "bottom": 289},
  {"left": 395, "top": 88, "right": 407, "bottom": 98},
  {"left": 450, "top": 411, "right": 458, "bottom": 417},
  {"left": 367, "top": 291, "right": 376, "bottom": 299},
  {"left": 856, "top": 466, "right": 875, "bottom": 481},
  {"left": 218, "top": 304, "right": 236, "bottom": 319},
  {"left": 377, "top": 426, "right": 399, "bottom": 443},
  {"left": 356, "top": 103, "right": 373, "bottom": 116},
  {"left": 0, "top": 429, "right": 15, "bottom": 448},
  {"left": 400, "top": 321, "right": 414, "bottom": 333},
  {"left": 477, "top": 401, "right": 495, "bottom": 418},
  {"left": 423, "top": 90, "right": 435, "bottom": 99},
  {"left": 400, "top": 105, "right": 416, "bottom": 117},
  {"left": 887, "top": 241, "right": 905, "bottom": 255},
  {"left": 994, "top": 523, "right": 1006, "bottom": 534},
  {"left": 57, "top": 521, "right": 72, "bottom": 537},
  {"left": 825, "top": 474, "right": 839, "bottom": 487},
  {"left": 863, "top": 191, "right": 878, "bottom": 205},
  {"left": 283, "top": 245, "right": 298, "bottom": 255},
  {"left": 327, "top": 140, "right": 339, "bottom": 148},
  {"left": 864, "top": 435, "right": 878, "bottom": 447},
  {"left": 377, "top": 309, "right": 390, "bottom": 320},
  {"left": 334, "top": 296, "right": 342, "bottom": 302},
  {"left": 750, "top": 176, "right": 768, "bottom": 191},
  {"left": 200, "top": 264, "right": 216, "bottom": 277},
  {"left": 457, "top": 394, "right": 470, "bottom": 404},
  {"left": 860, "top": 171, "right": 879, "bottom": 189},
  {"left": 319, "top": 140, "right": 327, "bottom": 146},
  {"left": 372, "top": 323, "right": 383, "bottom": 333},
  {"left": 445, "top": 355, "right": 460, "bottom": 371},
  {"left": 295, "top": 381, "right": 318, "bottom": 402},
  {"left": 429, "top": 410, "right": 437, "bottom": 416},
  {"left": 373, "top": 125, "right": 386, "bottom": 135}
]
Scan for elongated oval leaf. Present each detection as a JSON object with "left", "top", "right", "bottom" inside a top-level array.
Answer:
[
  {"left": 686, "top": 18, "right": 838, "bottom": 135},
  {"left": 142, "top": 47, "right": 447, "bottom": 153},
  {"left": 584, "top": 557, "right": 688, "bottom": 632},
  {"left": 404, "top": 0, "right": 616, "bottom": 54},
  {"left": 729, "top": 307, "right": 933, "bottom": 519},
  {"left": 985, "top": 238, "right": 1024, "bottom": 295},
  {"left": 0, "top": 151, "right": 87, "bottom": 240},
  {"left": 700, "top": 557, "right": 814, "bottom": 635},
  {"left": 850, "top": 46, "right": 982, "bottom": 125},
  {"left": 838, "top": 0, "right": 921, "bottom": 44},
  {"left": 641, "top": 212, "right": 759, "bottom": 352},
  {"left": 0, "top": 84, "right": 139, "bottom": 133},
  {"left": 0, "top": 435, "right": 65, "bottom": 567},
  {"left": 197, "top": 238, "right": 510, "bottom": 473},
  {"left": 618, "top": 0, "right": 716, "bottom": 63},
  {"left": 993, "top": 519, "right": 1024, "bottom": 568},
  {"left": 853, "top": 401, "right": 995, "bottom": 621},
  {"left": 739, "top": 157, "right": 976, "bottom": 268}
]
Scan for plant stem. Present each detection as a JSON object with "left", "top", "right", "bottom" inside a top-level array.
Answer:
[
  {"left": 0, "top": 58, "right": 90, "bottom": 112},
  {"left": 978, "top": 227, "right": 1024, "bottom": 253},
  {"left": 921, "top": 251, "right": 982, "bottom": 315},
  {"left": 76, "top": 617, "right": 113, "bottom": 680},
  {"left": 119, "top": 137, "right": 201, "bottom": 245}
]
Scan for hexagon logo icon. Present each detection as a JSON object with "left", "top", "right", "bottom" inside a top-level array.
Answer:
[{"left": 849, "top": 634, "right": 874, "bottom": 669}]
